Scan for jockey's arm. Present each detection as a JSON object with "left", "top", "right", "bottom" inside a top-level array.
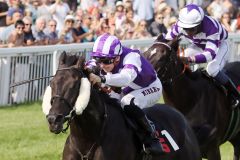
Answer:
[
  {"left": 105, "top": 67, "right": 137, "bottom": 87},
  {"left": 190, "top": 35, "right": 220, "bottom": 63},
  {"left": 165, "top": 23, "right": 182, "bottom": 40}
]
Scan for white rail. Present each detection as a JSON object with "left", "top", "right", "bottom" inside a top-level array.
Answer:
[{"left": 0, "top": 35, "right": 240, "bottom": 106}]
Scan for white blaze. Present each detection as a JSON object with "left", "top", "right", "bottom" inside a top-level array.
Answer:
[{"left": 41, "top": 78, "right": 91, "bottom": 116}]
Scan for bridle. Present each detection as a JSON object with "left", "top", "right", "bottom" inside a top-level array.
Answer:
[
  {"left": 49, "top": 67, "right": 84, "bottom": 133},
  {"left": 153, "top": 41, "right": 187, "bottom": 85},
  {"left": 50, "top": 66, "right": 109, "bottom": 160}
]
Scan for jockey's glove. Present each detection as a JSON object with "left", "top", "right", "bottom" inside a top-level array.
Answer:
[
  {"left": 89, "top": 73, "right": 106, "bottom": 84},
  {"left": 180, "top": 56, "right": 195, "bottom": 64}
]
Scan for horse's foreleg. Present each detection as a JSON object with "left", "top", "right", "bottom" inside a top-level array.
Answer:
[
  {"left": 62, "top": 136, "right": 79, "bottom": 160},
  {"left": 206, "top": 147, "right": 221, "bottom": 160},
  {"left": 233, "top": 145, "right": 240, "bottom": 160}
]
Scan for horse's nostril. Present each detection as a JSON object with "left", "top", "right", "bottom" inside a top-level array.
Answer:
[
  {"left": 47, "top": 115, "right": 56, "bottom": 124},
  {"left": 47, "top": 114, "right": 64, "bottom": 124}
]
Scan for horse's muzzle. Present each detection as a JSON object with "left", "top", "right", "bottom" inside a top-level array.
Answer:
[{"left": 47, "top": 114, "right": 65, "bottom": 134}]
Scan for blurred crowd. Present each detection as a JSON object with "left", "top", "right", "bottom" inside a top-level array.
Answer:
[{"left": 0, "top": 0, "right": 240, "bottom": 48}]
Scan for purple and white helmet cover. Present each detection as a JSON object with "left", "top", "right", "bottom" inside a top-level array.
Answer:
[{"left": 91, "top": 33, "right": 122, "bottom": 58}]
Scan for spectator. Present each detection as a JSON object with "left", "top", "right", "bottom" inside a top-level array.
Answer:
[
  {"left": 132, "top": 20, "right": 151, "bottom": 39},
  {"left": 32, "top": 16, "right": 48, "bottom": 45},
  {"left": 148, "top": 12, "right": 167, "bottom": 37},
  {"left": 23, "top": 16, "right": 35, "bottom": 46},
  {"left": 73, "top": 15, "right": 86, "bottom": 42},
  {"left": 66, "top": 0, "right": 78, "bottom": 12},
  {"left": 59, "top": 15, "right": 76, "bottom": 44},
  {"left": 8, "top": 19, "right": 25, "bottom": 47},
  {"left": 0, "top": 11, "right": 22, "bottom": 43},
  {"left": 207, "top": 0, "right": 225, "bottom": 20},
  {"left": 37, "top": 0, "right": 52, "bottom": 23},
  {"left": 0, "top": 0, "right": 9, "bottom": 27},
  {"left": 115, "top": 1, "right": 125, "bottom": 30},
  {"left": 167, "top": 16, "right": 177, "bottom": 31},
  {"left": 50, "top": 0, "right": 70, "bottom": 32},
  {"left": 123, "top": 0, "right": 133, "bottom": 10},
  {"left": 81, "top": 13, "right": 96, "bottom": 42},
  {"left": 95, "top": 18, "right": 113, "bottom": 36},
  {"left": 156, "top": 2, "right": 176, "bottom": 30},
  {"left": 45, "top": 19, "right": 59, "bottom": 45},
  {"left": 133, "top": 0, "right": 154, "bottom": 26},
  {"left": 220, "top": 12, "right": 237, "bottom": 33},
  {"left": 23, "top": 0, "right": 38, "bottom": 23},
  {"left": 6, "top": 0, "right": 24, "bottom": 25}
]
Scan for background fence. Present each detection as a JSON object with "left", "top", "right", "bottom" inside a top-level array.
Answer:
[{"left": 0, "top": 35, "right": 240, "bottom": 106}]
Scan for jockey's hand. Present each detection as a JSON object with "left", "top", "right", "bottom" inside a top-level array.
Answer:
[
  {"left": 180, "top": 57, "right": 195, "bottom": 64},
  {"left": 89, "top": 73, "right": 101, "bottom": 85}
]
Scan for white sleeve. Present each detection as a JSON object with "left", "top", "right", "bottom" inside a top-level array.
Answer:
[{"left": 105, "top": 68, "right": 137, "bottom": 87}]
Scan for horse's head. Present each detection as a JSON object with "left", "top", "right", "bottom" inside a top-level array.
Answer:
[
  {"left": 42, "top": 52, "right": 91, "bottom": 134},
  {"left": 143, "top": 34, "right": 183, "bottom": 83}
]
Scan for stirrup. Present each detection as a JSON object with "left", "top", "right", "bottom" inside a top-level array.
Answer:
[{"left": 232, "top": 99, "right": 239, "bottom": 109}]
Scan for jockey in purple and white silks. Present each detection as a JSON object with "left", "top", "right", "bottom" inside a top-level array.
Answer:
[
  {"left": 165, "top": 4, "right": 240, "bottom": 107},
  {"left": 88, "top": 33, "right": 164, "bottom": 155}
]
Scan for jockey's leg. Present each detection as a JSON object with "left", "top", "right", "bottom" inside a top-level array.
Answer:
[
  {"left": 206, "top": 40, "right": 239, "bottom": 107},
  {"left": 214, "top": 71, "right": 240, "bottom": 108},
  {"left": 123, "top": 100, "right": 165, "bottom": 155},
  {"left": 120, "top": 79, "right": 163, "bottom": 154}
]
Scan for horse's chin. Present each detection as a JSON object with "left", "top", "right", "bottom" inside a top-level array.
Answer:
[{"left": 48, "top": 123, "right": 63, "bottom": 134}]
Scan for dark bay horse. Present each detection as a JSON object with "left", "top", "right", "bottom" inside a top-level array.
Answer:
[
  {"left": 143, "top": 35, "right": 240, "bottom": 160},
  {"left": 42, "top": 52, "right": 200, "bottom": 160}
]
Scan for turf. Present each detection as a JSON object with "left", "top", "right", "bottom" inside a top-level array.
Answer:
[{"left": 0, "top": 102, "right": 233, "bottom": 160}]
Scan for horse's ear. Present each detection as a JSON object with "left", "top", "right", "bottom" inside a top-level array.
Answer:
[
  {"left": 167, "top": 36, "right": 179, "bottom": 51},
  {"left": 155, "top": 34, "right": 165, "bottom": 42},
  {"left": 76, "top": 56, "right": 85, "bottom": 69},
  {"left": 59, "top": 51, "right": 67, "bottom": 66}
]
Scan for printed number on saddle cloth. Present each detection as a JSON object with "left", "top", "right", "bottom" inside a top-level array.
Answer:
[{"left": 156, "top": 130, "right": 180, "bottom": 153}]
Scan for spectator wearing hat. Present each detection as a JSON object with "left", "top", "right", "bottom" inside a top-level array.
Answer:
[
  {"left": 148, "top": 12, "right": 167, "bottom": 37},
  {"left": 115, "top": 1, "right": 125, "bottom": 30},
  {"left": 58, "top": 15, "right": 76, "bottom": 44},
  {"left": 50, "top": 0, "right": 70, "bottom": 32},
  {"left": 23, "top": 16, "right": 35, "bottom": 46}
]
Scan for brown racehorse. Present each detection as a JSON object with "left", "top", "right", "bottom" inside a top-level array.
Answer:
[
  {"left": 143, "top": 34, "right": 240, "bottom": 160},
  {"left": 42, "top": 52, "right": 201, "bottom": 160}
]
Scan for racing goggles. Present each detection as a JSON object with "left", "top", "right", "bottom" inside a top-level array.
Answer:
[{"left": 95, "top": 57, "right": 115, "bottom": 65}]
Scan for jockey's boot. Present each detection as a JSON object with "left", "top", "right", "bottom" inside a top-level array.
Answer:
[
  {"left": 123, "top": 100, "right": 164, "bottom": 155},
  {"left": 215, "top": 71, "right": 240, "bottom": 108},
  {"left": 136, "top": 115, "right": 165, "bottom": 155}
]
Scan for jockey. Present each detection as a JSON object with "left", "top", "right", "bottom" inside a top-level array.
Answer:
[
  {"left": 88, "top": 33, "right": 164, "bottom": 155},
  {"left": 165, "top": 4, "right": 240, "bottom": 108}
]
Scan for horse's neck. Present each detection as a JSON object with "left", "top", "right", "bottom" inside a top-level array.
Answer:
[
  {"left": 163, "top": 69, "right": 207, "bottom": 114},
  {"left": 71, "top": 90, "right": 131, "bottom": 141}
]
